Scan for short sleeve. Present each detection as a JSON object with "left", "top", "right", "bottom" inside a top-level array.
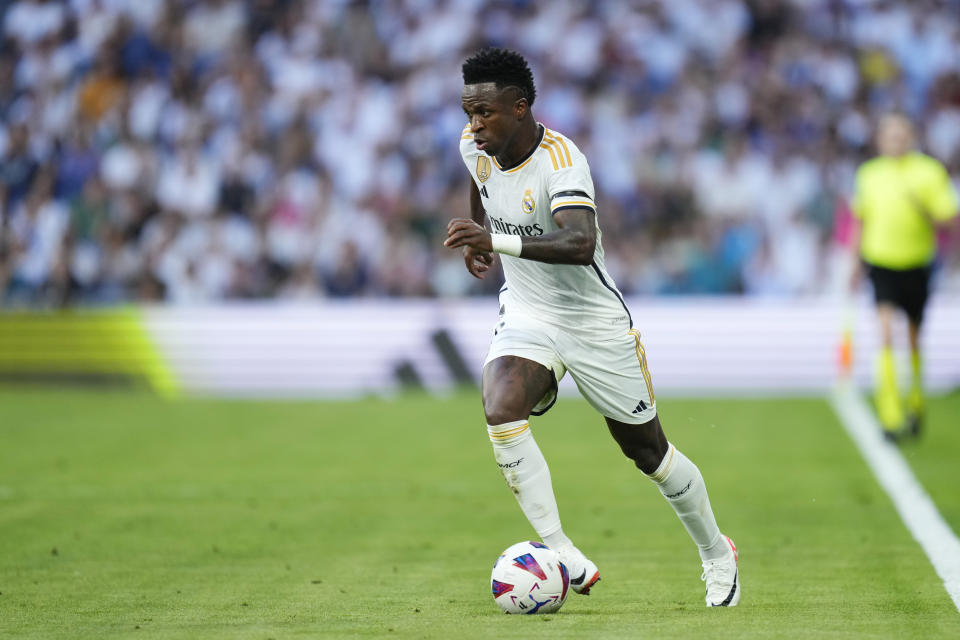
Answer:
[
  {"left": 544, "top": 138, "right": 597, "bottom": 217},
  {"left": 922, "top": 159, "right": 959, "bottom": 222}
]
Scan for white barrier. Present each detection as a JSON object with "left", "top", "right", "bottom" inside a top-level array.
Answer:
[{"left": 141, "top": 297, "right": 960, "bottom": 397}]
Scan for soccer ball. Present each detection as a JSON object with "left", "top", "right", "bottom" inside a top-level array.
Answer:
[{"left": 490, "top": 541, "right": 569, "bottom": 614}]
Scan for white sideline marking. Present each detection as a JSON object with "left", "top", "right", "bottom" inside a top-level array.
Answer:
[{"left": 830, "top": 384, "right": 960, "bottom": 612}]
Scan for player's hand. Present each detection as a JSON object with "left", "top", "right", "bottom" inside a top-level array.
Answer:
[
  {"left": 444, "top": 218, "right": 493, "bottom": 252},
  {"left": 463, "top": 246, "right": 492, "bottom": 279}
]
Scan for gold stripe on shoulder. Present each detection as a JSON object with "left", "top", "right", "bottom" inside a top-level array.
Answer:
[
  {"left": 542, "top": 138, "right": 567, "bottom": 169},
  {"left": 545, "top": 129, "right": 573, "bottom": 166},
  {"left": 462, "top": 123, "right": 472, "bottom": 133},
  {"left": 539, "top": 144, "right": 559, "bottom": 171}
]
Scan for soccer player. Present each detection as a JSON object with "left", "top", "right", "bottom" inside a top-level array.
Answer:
[
  {"left": 850, "top": 113, "right": 958, "bottom": 440},
  {"left": 444, "top": 48, "right": 739, "bottom": 607}
]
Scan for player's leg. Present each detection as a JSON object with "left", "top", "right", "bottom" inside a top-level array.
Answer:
[
  {"left": 606, "top": 415, "right": 739, "bottom": 606},
  {"left": 906, "top": 317, "right": 924, "bottom": 434},
  {"left": 482, "top": 355, "right": 554, "bottom": 425},
  {"left": 483, "top": 355, "right": 601, "bottom": 595},
  {"left": 904, "top": 266, "right": 932, "bottom": 435},
  {"left": 875, "top": 303, "right": 904, "bottom": 433},
  {"left": 606, "top": 414, "right": 730, "bottom": 559},
  {"left": 869, "top": 263, "right": 905, "bottom": 434},
  {"left": 482, "top": 356, "right": 557, "bottom": 543},
  {"left": 482, "top": 357, "right": 580, "bottom": 563},
  {"left": 561, "top": 327, "right": 738, "bottom": 605}
]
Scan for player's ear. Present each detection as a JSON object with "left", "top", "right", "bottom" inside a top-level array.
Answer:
[{"left": 513, "top": 97, "right": 528, "bottom": 120}]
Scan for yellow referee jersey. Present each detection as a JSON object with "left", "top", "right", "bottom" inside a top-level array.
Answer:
[{"left": 852, "top": 152, "right": 958, "bottom": 269}]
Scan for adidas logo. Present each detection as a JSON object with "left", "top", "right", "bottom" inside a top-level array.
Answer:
[{"left": 631, "top": 400, "right": 647, "bottom": 414}]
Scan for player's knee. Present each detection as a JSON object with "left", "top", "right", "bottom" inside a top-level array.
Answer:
[
  {"left": 483, "top": 405, "right": 528, "bottom": 427},
  {"left": 606, "top": 416, "right": 668, "bottom": 475},
  {"left": 621, "top": 444, "right": 663, "bottom": 475},
  {"left": 482, "top": 388, "right": 529, "bottom": 426}
]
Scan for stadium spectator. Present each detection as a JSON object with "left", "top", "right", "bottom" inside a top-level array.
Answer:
[{"left": 0, "top": 0, "right": 958, "bottom": 306}]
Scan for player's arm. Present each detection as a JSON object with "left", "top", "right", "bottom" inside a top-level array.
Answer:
[
  {"left": 469, "top": 178, "right": 485, "bottom": 225},
  {"left": 847, "top": 170, "right": 867, "bottom": 291},
  {"left": 915, "top": 161, "right": 959, "bottom": 227},
  {"left": 459, "top": 180, "right": 493, "bottom": 279},
  {"left": 846, "top": 207, "right": 864, "bottom": 290},
  {"left": 444, "top": 207, "right": 596, "bottom": 266}
]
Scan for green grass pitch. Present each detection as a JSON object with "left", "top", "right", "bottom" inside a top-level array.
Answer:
[{"left": 1, "top": 388, "right": 958, "bottom": 639}]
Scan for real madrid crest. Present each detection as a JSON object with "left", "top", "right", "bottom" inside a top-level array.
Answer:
[
  {"left": 476, "top": 156, "right": 491, "bottom": 183},
  {"left": 521, "top": 189, "right": 535, "bottom": 214}
]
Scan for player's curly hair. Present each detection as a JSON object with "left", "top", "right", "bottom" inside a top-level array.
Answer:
[{"left": 462, "top": 47, "right": 536, "bottom": 106}]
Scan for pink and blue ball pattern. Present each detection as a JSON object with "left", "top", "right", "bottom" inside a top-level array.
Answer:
[
  {"left": 511, "top": 553, "right": 548, "bottom": 580},
  {"left": 491, "top": 579, "right": 514, "bottom": 598}
]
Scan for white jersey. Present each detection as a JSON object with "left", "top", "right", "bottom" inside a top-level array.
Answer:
[{"left": 459, "top": 122, "right": 632, "bottom": 332}]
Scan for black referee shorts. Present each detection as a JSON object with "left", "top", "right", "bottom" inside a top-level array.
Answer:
[{"left": 866, "top": 262, "right": 932, "bottom": 325}]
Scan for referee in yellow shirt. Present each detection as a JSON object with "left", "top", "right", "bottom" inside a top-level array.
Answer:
[{"left": 851, "top": 113, "right": 958, "bottom": 440}]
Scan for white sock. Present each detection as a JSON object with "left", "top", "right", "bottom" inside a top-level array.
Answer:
[
  {"left": 488, "top": 421, "right": 567, "bottom": 542},
  {"left": 542, "top": 530, "right": 573, "bottom": 552},
  {"left": 646, "top": 443, "right": 728, "bottom": 561}
]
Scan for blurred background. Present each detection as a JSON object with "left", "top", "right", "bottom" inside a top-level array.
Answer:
[
  {"left": 0, "top": 0, "right": 959, "bottom": 395},
  {"left": 2, "top": 0, "right": 960, "bottom": 306}
]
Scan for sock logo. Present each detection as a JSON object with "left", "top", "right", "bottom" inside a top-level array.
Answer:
[
  {"left": 498, "top": 458, "right": 524, "bottom": 469},
  {"left": 665, "top": 480, "right": 692, "bottom": 499}
]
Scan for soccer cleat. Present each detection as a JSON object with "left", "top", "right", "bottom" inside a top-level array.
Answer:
[
  {"left": 701, "top": 535, "right": 739, "bottom": 607},
  {"left": 907, "top": 412, "right": 924, "bottom": 438},
  {"left": 555, "top": 545, "right": 600, "bottom": 595},
  {"left": 883, "top": 427, "right": 906, "bottom": 444}
]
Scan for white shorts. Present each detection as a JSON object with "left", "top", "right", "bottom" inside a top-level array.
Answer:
[{"left": 483, "top": 295, "right": 657, "bottom": 424}]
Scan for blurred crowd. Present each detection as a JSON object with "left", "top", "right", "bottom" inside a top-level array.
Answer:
[{"left": 1, "top": 0, "right": 960, "bottom": 306}]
